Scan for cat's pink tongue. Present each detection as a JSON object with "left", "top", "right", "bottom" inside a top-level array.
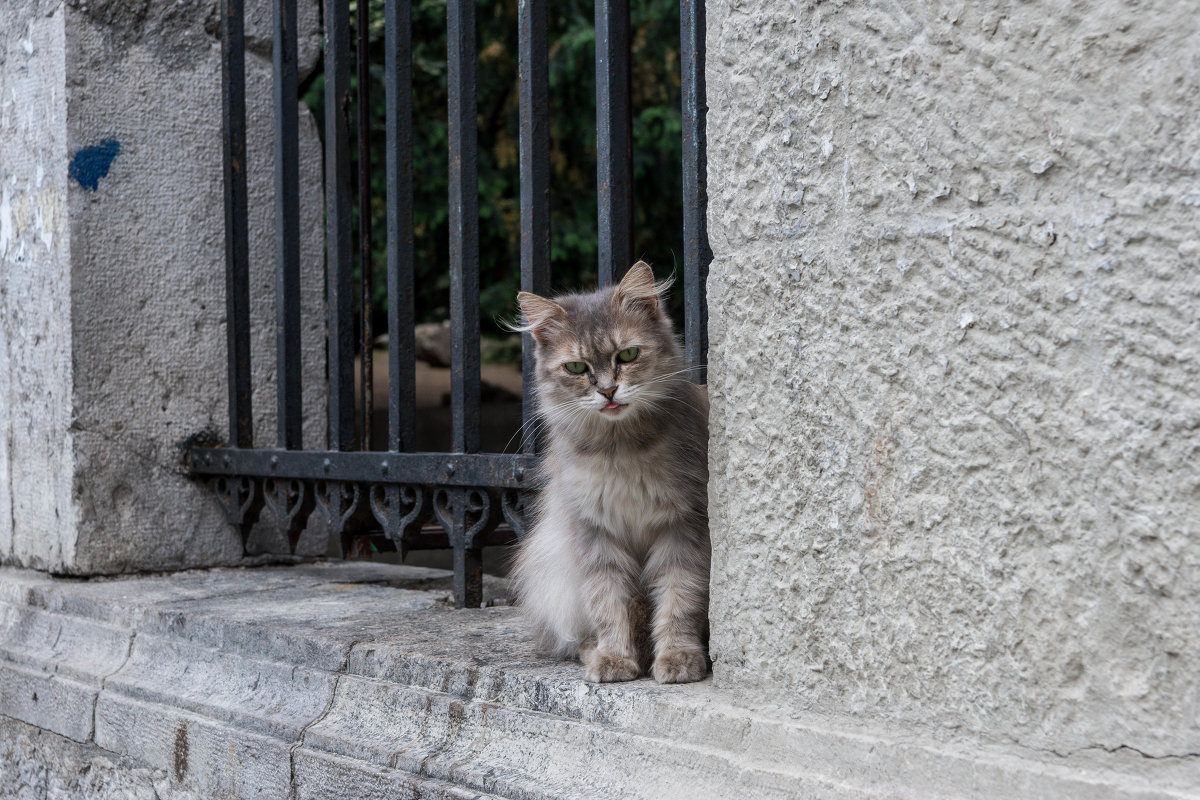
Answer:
[{"left": 604, "top": 402, "right": 620, "bottom": 410}]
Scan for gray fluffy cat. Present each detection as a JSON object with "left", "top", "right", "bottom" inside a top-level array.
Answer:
[{"left": 511, "top": 262, "right": 710, "bottom": 683}]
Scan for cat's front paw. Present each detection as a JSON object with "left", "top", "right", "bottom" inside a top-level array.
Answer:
[
  {"left": 652, "top": 648, "right": 707, "bottom": 684},
  {"left": 583, "top": 651, "right": 641, "bottom": 683}
]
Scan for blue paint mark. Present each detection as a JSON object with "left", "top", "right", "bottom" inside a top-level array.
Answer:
[{"left": 69, "top": 139, "right": 121, "bottom": 192}]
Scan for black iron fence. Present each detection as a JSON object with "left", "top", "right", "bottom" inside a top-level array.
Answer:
[{"left": 190, "top": 0, "right": 711, "bottom": 608}]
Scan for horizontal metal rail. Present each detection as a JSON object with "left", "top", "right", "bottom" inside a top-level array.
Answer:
[{"left": 191, "top": 448, "right": 536, "bottom": 489}]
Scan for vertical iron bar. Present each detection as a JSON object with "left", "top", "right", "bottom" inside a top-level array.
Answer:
[
  {"left": 451, "top": 490, "right": 483, "bottom": 609},
  {"left": 221, "top": 0, "right": 253, "bottom": 448},
  {"left": 326, "top": 0, "right": 357, "bottom": 450},
  {"left": 518, "top": 0, "right": 550, "bottom": 454},
  {"left": 448, "top": 0, "right": 481, "bottom": 607},
  {"left": 385, "top": 0, "right": 416, "bottom": 453},
  {"left": 447, "top": 0, "right": 480, "bottom": 455},
  {"left": 356, "top": 0, "right": 374, "bottom": 450},
  {"left": 681, "top": 0, "right": 711, "bottom": 384},
  {"left": 273, "top": 0, "right": 302, "bottom": 448},
  {"left": 594, "top": 0, "right": 633, "bottom": 287}
]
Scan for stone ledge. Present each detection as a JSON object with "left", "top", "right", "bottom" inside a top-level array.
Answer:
[{"left": 0, "top": 563, "right": 1195, "bottom": 799}]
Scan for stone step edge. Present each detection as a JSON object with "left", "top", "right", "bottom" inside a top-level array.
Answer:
[{"left": 1, "top": 580, "right": 1195, "bottom": 800}]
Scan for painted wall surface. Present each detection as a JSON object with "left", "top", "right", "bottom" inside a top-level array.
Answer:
[
  {"left": 1, "top": 0, "right": 328, "bottom": 572},
  {"left": 706, "top": 0, "right": 1199, "bottom": 759},
  {"left": 0, "top": 0, "right": 77, "bottom": 570}
]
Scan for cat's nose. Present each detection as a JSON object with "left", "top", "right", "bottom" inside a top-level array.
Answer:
[{"left": 597, "top": 386, "right": 618, "bottom": 401}]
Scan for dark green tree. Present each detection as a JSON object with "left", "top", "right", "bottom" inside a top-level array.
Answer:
[{"left": 305, "top": 0, "right": 684, "bottom": 343}]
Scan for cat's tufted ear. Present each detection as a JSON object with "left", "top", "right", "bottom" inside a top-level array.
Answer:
[
  {"left": 613, "top": 260, "right": 662, "bottom": 315},
  {"left": 516, "top": 291, "right": 568, "bottom": 345}
]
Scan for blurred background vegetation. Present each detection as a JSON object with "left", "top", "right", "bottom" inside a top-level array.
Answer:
[{"left": 302, "top": 0, "right": 685, "bottom": 344}]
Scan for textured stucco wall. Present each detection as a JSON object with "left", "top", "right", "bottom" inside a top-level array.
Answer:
[
  {"left": 1, "top": 0, "right": 328, "bottom": 572},
  {"left": 706, "top": 0, "right": 1200, "bottom": 759}
]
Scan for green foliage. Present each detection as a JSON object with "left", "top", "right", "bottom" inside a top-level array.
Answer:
[{"left": 303, "top": 0, "right": 684, "bottom": 335}]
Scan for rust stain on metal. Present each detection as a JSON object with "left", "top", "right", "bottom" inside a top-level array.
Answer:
[{"left": 173, "top": 721, "right": 189, "bottom": 781}]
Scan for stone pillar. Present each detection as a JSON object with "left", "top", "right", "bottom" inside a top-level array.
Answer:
[
  {"left": 1, "top": 0, "right": 327, "bottom": 573},
  {"left": 706, "top": 0, "right": 1199, "bottom": 761}
]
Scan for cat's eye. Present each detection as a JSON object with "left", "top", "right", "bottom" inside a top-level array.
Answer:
[
  {"left": 563, "top": 361, "right": 587, "bottom": 374},
  {"left": 617, "top": 347, "right": 639, "bottom": 363}
]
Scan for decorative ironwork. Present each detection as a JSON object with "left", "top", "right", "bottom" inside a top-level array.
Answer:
[
  {"left": 433, "top": 487, "right": 499, "bottom": 548},
  {"left": 369, "top": 483, "right": 429, "bottom": 554},
  {"left": 262, "top": 477, "right": 313, "bottom": 553},
  {"left": 434, "top": 488, "right": 500, "bottom": 607},
  {"left": 315, "top": 480, "right": 361, "bottom": 553},
  {"left": 209, "top": 476, "right": 262, "bottom": 545},
  {"left": 502, "top": 489, "right": 531, "bottom": 540}
]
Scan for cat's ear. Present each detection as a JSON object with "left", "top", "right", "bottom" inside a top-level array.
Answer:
[
  {"left": 613, "top": 260, "right": 664, "bottom": 316},
  {"left": 516, "top": 291, "right": 568, "bottom": 345}
]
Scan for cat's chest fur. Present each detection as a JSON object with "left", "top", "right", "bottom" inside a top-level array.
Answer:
[{"left": 557, "top": 445, "right": 681, "bottom": 541}]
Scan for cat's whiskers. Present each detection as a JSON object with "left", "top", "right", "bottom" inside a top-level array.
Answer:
[
  {"left": 501, "top": 396, "right": 587, "bottom": 453},
  {"left": 634, "top": 364, "right": 707, "bottom": 385},
  {"left": 507, "top": 396, "right": 603, "bottom": 455},
  {"left": 501, "top": 399, "right": 564, "bottom": 452},
  {"left": 624, "top": 387, "right": 706, "bottom": 419},
  {"left": 626, "top": 376, "right": 703, "bottom": 403},
  {"left": 632, "top": 376, "right": 704, "bottom": 396},
  {"left": 545, "top": 400, "right": 594, "bottom": 439}
]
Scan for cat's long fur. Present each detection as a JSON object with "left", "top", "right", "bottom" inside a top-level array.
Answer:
[{"left": 511, "top": 262, "right": 710, "bottom": 683}]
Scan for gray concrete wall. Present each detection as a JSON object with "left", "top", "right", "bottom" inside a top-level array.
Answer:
[
  {"left": 706, "top": 0, "right": 1200, "bottom": 760},
  {"left": 1, "top": 0, "right": 327, "bottom": 573}
]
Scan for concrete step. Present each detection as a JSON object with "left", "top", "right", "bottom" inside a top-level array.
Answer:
[{"left": 1, "top": 563, "right": 1195, "bottom": 799}]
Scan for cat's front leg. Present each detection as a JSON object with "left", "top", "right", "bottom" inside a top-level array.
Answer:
[
  {"left": 576, "top": 526, "right": 642, "bottom": 682},
  {"left": 645, "top": 529, "right": 710, "bottom": 683}
]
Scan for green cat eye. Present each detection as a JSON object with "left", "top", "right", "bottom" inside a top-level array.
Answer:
[
  {"left": 617, "top": 347, "right": 639, "bottom": 363},
  {"left": 564, "top": 361, "right": 588, "bottom": 374}
]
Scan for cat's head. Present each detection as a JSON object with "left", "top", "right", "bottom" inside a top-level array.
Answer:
[{"left": 515, "top": 261, "right": 683, "bottom": 426}]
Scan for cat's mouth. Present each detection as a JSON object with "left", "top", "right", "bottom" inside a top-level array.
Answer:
[{"left": 600, "top": 401, "right": 627, "bottom": 414}]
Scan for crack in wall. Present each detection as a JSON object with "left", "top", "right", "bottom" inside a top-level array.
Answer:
[
  {"left": 286, "top": 644, "right": 352, "bottom": 800},
  {"left": 91, "top": 628, "right": 137, "bottom": 744},
  {"left": 1007, "top": 733, "right": 1200, "bottom": 765},
  {"left": 1078, "top": 744, "right": 1200, "bottom": 762}
]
